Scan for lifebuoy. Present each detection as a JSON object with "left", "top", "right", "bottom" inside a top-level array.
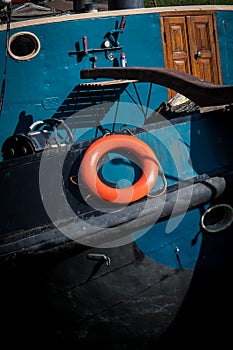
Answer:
[{"left": 79, "top": 134, "right": 159, "bottom": 204}]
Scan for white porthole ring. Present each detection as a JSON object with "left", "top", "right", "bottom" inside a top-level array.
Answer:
[{"left": 8, "top": 31, "right": 41, "bottom": 61}]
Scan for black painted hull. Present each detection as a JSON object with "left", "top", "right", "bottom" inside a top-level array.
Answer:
[
  {"left": 1, "top": 223, "right": 233, "bottom": 348},
  {"left": 0, "top": 108, "right": 233, "bottom": 347}
]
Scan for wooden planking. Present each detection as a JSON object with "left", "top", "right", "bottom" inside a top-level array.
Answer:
[{"left": 1, "top": 5, "right": 233, "bottom": 31}]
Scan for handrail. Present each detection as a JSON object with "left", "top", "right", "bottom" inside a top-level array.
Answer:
[{"left": 80, "top": 67, "right": 233, "bottom": 107}]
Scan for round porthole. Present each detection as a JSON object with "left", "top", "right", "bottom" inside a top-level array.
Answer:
[{"left": 8, "top": 32, "right": 40, "bottom": 60}]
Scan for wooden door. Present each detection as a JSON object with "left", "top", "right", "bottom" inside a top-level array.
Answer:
[
  {"left": 161, "top": 12, "right": 222, "bottom": 99},
  {"left": 162, "top": 16, "right": 191, "bottom": 76},
  {"left": 187, "top": 15, "right": 220, "bottom": 83}
]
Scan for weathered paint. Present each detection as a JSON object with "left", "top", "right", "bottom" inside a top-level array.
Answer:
[
  {"left": 0, "top": 8, "right": 232, "bottom": 347},
  {"left": 216, "top": 10, "right": 233, "bottom": 84},
  {"left": 0, "top": 12, "right": 165, "bottom": 151},
  {"left": 1, "top": 8, "right": 233, "bottom": 153},
  {"left": 0, "top": 7, "right": 232, "bottom": 261}
]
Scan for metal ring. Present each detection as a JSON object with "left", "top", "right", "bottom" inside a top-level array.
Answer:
[{"left": 201, "top": 203, "right": 233, "bottom": 233}]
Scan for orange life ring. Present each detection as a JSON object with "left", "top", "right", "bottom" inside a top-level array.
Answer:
[{"left": 79, "top": 134, "right": 159, "bottom": 204}]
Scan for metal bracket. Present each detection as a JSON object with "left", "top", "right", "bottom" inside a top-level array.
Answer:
[{"left": 86, "top": 253, "right": 111, "bottom": 267}]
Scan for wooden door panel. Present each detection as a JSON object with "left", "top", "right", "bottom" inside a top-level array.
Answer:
[
  {"left": 163, "top": 16, "right": 191, "bottom": 74},
  {"left": 197, "top": 57, "right": 216, "bottom": 82},
  {"left": 187, "top": 15, "right": 220, "bottom": 83}
]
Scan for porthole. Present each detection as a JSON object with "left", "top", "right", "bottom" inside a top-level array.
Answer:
[{"left": 8, "top": 32, "right": 40, "bottom": 61}]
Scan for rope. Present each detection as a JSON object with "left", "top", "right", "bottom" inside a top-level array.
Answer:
[
  {"left": 147, "top": 164, "right": 167, "bottom": 198},
  {"left": 0, "top": 4, "right": 11, "bottom": 117}
]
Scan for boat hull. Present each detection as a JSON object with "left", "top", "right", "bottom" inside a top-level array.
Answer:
[
  {"left": 0, "top": 5, "right": 233, "bottom": 347},
  {"left": 1, "top": 212, "right": 233, "bottom": 348},
  {"left": 0, "top": 124, "right": 232, "bottom": 347}
]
